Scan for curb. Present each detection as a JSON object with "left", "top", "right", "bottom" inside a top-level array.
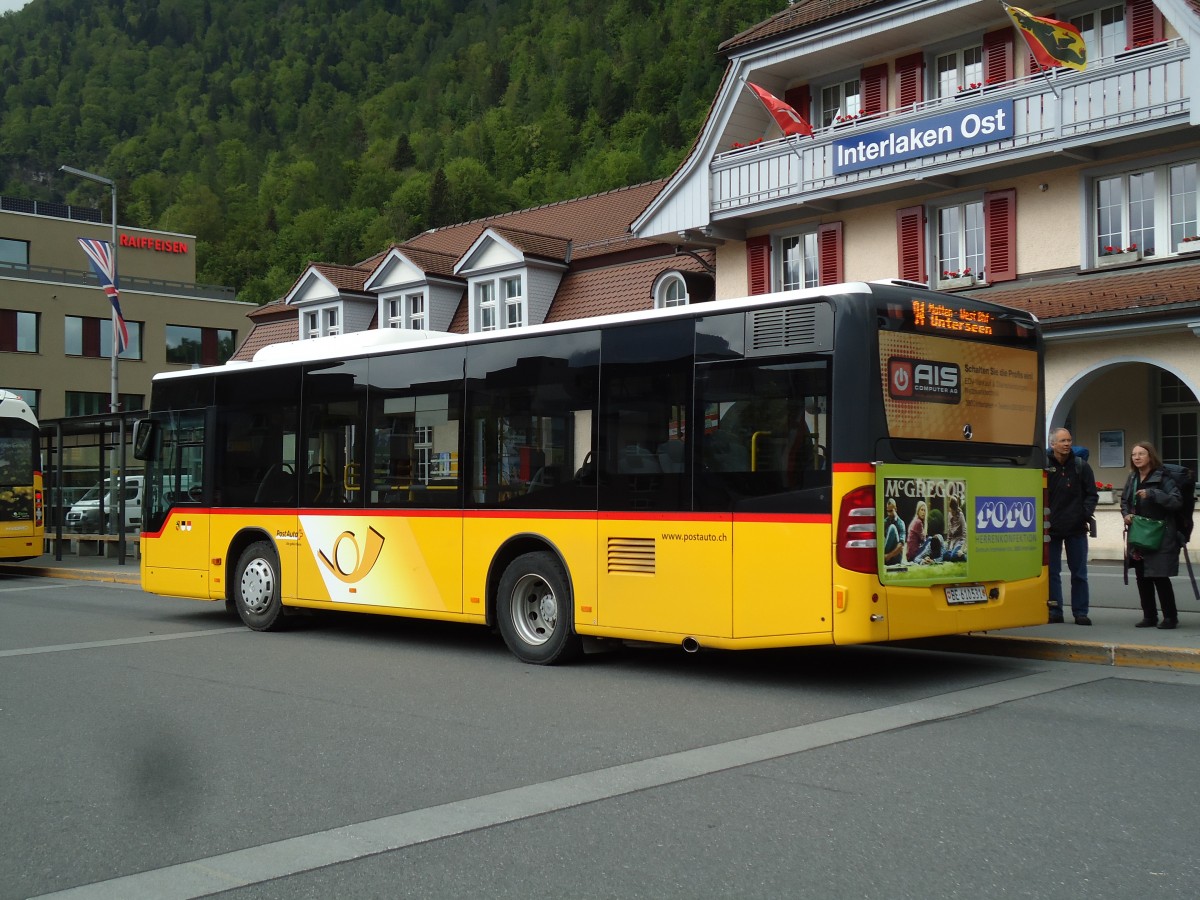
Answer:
[
  {"left": 0, "top": 564, "right": 140, "bottom": 585},
  {"left": 900, "top": 633, "right": 1200, "bottom": 673}
]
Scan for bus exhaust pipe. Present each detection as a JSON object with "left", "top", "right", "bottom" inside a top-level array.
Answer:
[{"left": 682, "top": 636, "right": 701, "bottom": 654}]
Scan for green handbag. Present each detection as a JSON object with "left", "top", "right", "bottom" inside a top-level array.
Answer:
[{"left": 1128, "top": 515, "right": 1165, "bottom": 552}]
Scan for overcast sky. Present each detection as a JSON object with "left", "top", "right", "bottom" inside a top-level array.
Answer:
[{"left": 0, "top": 1, "right": 29, "bottom": 13}]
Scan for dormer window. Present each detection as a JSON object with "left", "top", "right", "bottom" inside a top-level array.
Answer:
[
  {"left": 503, "top": 276, "right": 524, "bottom": 327},
  {"left": 387, "top": 292, "right": 427, "bottom": 330},
  {"left": 477, "top": 281, "right": 497, "bottom": 332},
  {"left": 304, "top": 306, "right": 340, "bottom": 339},
  {"left": 655, "top": 274, "right": 689, "bottom": 308}
]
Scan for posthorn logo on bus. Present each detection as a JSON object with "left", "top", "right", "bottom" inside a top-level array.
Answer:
[
  {"left": 888, "top": 356, "right": 961, "bottom": 404},
  {"left": 975, "top": 497, "right": 1038, "bottom": 533}
]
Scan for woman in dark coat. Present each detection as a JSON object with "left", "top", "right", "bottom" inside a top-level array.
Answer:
[{"left": 1121, "top": 440, "right": 1183, "bottom": 629}]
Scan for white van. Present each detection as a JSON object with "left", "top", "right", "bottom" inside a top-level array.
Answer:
[{"left": 65, "top": 476, "right": 143, "bottom": 533}]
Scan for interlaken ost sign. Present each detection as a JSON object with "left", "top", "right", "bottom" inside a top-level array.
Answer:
[{"left": 832, "top": 100, "right": 1013, "bottom": 175}]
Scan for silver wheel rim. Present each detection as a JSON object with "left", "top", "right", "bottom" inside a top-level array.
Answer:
[
  {"left": 509, "top": 572, "right": 558, "bottom": 647},
  {"left": 240, "top": 558, "right": 275, "bottom": 614}
]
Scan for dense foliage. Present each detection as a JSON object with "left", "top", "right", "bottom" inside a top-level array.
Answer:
[{"left": 0, "top": 0, "right": 779, "bottom": 303}]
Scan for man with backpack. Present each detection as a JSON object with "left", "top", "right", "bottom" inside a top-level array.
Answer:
[{"left": 1046, "top": 428, "right": 1099, "bottom": 624}]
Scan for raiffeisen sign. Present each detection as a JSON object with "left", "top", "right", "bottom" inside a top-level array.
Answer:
[
  {"left": 832, "top": 100, "right": 1013, "bottom": 175},
  {"left": 120, "top": 234, "right": 190, "bottom": 254}
]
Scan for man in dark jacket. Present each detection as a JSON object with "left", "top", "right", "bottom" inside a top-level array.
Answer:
[{"left": 1046, "top": 427, "right": 1100, "bottom": 624}]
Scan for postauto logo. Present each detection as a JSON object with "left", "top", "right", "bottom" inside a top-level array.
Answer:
[{"left": 975, "top": 496, "right": 1038, "bottom": 533}]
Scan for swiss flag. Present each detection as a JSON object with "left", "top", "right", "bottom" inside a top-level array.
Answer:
[{"left": 745, "top": 82, "right": 813, "bottom": 137}]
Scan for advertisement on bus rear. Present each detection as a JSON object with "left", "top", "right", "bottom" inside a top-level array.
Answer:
[
  {"left": 877, "top": 464, "right": 1042, "bottom": 587},
  {"left": 878, "top": 330, "right": 1038, "bottom": 444}
]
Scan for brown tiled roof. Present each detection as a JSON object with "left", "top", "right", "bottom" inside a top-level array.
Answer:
[
  {"left": 385, "top": 246, "right": 460, "bottom": 280},
  {"left": 247, "top": 298, "right": 290, "bottom": 320},
  {"left": 401, "top": 181, "right": 667, "bottom": 263},
  {"left": 311, "top": 262, "right": 373, "bottom": 293},
  {"left": 977, "top": 260, "right": 1200, "bottom": 326},
  {"left": 232, "top": 317, "right": 297, "bottom": 361},
  {"left": 720, "top": 0, "right": 879, "bottom": 53},
  {"left": 488, "top": 226, "right": 572, "bottom": 263},
  {"left": 546, "top": 251, "right": 715, "bottom": 322}
]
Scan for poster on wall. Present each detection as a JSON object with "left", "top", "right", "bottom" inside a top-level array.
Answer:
[{"left": 878, "top": 464, "right": 1042, "bottom": 588}]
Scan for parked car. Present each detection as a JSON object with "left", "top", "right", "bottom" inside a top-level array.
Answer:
[{"left": 64, "top": 476, "right": 143, "bottom": 533}]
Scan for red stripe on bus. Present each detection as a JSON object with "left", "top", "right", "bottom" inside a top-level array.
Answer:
[{"left": 832, "top": 462, "right": 875, "bottom": 473}]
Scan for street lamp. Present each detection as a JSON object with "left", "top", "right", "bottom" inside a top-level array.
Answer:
[
  {"left": 60, "top": 165, "right": 126, "bottom": 561},
  {"left": 59, "top": 164, "right": 119, "bottom": 416}
]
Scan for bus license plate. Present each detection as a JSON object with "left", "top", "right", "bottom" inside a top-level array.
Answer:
[{"left": 945, "top": 585, "right": 987, "bottom": 606}]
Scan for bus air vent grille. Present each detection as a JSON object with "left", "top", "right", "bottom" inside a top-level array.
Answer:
[
  {"left": 747, "top": 305, "right": 831, "bottom": 356},
  {"left": 607, "top": 537, "right": 656, "bottom": 574}
]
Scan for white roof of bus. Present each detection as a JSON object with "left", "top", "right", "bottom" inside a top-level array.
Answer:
[
  {"left": 0, "top": 389, "right": 39, "bottom": 427},
  {"left": 151, "top": 281, "right": 1033, "bottom": 381}
]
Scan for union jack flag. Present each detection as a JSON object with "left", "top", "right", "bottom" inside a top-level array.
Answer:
[{"left": 77, "top": 238, "right": 130, "bottom": 354}]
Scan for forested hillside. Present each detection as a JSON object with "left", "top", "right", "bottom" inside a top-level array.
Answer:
[{"left": 0, "top": 0, "right": 780, "bottom": 303}]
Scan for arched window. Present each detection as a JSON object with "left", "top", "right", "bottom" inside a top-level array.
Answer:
[{"left": 654, "top": 272, "right": 689, "bottom": 308}]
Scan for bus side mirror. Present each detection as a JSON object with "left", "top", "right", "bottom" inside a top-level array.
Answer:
[{"left": 132, "top": 419, "right": 158, "bottom": 461}]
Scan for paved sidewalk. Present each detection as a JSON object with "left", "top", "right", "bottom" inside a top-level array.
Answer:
[{"left": 4, "top": 554, "right": 1199, "bottom": 672}]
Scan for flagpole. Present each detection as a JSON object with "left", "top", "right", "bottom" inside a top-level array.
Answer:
[{"left": 60, "top": 164, "right": 123, "bottom": 557}]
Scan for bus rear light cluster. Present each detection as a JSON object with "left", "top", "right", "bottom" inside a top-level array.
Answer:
[
  {"left": 34, "top": 489, "right": 43, "bottom": 527},
  {"left": 836, "top": 485, "right": 877, "bottom": 574}
]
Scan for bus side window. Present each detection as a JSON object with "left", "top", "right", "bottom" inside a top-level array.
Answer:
[
  {"left": 599, "top": 319, "right": 692, "bottom": 513},
  {"left": 695, "top": 358, "right": 830, "bottom": 513}
]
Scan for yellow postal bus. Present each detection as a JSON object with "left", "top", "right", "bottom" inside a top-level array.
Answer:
[
  {"left": 134, "top": 282, "right": 1047, "bottom": 663},
  {"left": 0, "top": 389, "right": 43, "bottom": 562}
]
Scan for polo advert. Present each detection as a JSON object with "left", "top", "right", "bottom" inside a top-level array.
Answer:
[
  {"left": 878, "top": 329, "right": 1038, "bottom": 444},
  {"left": 878, "top": 464, "right": 1042, "bottom": 586}
]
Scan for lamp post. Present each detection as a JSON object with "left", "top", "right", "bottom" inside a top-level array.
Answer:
[
  {"left": 59, "top": 164, "right": 119, "bottom": 416},
  {"left": 60, "top": 165, "right": 125, "bottom": 562}
]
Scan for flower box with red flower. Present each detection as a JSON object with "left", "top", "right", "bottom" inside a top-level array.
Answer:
[
  {"left": 1096, "top": 244, "right": 1141, "bottom": 267},
  {"left": 936, "top": 268, "right": 976, "bottom": 290}
]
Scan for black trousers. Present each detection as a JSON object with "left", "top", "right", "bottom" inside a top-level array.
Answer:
[{"left": 1131, "top": 558, "right": 1178, "bottom": 619}]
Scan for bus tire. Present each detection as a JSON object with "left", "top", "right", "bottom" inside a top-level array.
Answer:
[
  {"left": 496, "top": 551, "right": 582, "bottom": 665},
  {"left": 233, "top": 541, "right": 286, "bottom": 632}
]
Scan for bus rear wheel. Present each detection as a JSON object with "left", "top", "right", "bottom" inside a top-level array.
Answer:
[
  {"left": 234, "top": 541, "right": 286, "bottom": 632},
  {"left": 496, "top": 551, "right": 582, "bottom": 665}
]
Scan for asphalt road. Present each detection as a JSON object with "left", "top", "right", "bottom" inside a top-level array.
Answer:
[{"left": 3, "top": 574, "right": 1199, "bottom": 899}]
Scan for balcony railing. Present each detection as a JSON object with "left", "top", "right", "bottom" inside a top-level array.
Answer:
[
  {"left": 711, "top": 39, "right": 1190, "bottom": 216},
  {"left": 0, "top": 260, "right": 237, "bottom": 301}
]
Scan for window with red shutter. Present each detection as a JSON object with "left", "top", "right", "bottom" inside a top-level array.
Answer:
[
  {"left": 817, "top": 222, "right": 843, "bottom": 286},
  {"left": 982, "top": 28, "right": 1014, "bottom": 86},
  {"left": 859, "top": 64, "right": 888, "bottom": 117},
  {"left": 896, "top": 207, "right": 927, "bottom": 283},
  {"left": 984, "top": 189, "right": 1017, "bottom": 283},
  {"left": 746, "top": 235, "right": 771, "bottom": 295},
  {"left": 1126, "top": 0, "right": 1163, "bottom": 49},
  {"left": 896, "top": 53, "right": 924, "bottom": 109}
]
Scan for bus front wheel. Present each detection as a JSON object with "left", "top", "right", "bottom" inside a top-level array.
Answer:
[
  {"left": 496, "top": 551, "right": 582, "bottom": 665},
  {"left": 234, "top": 541, "right": 286, "bottom": 632}
]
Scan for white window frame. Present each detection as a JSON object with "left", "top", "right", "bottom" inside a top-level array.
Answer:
[
  {"left": 305, "top": 311, "right": 320, "bottom": 339},
  {"left": 934, "top": 44, "right": 983, "bottom": 99},
  {"left": 1157, "top": 370, "right": 1199, "bottom": 474},
  {"left": 779, "top": 232, "right": 818, "bottom": 290},
  {"left": 935, "top": 199, "right": 986, "bottom": 281},
  {"left": 819, "top": 78, "right": 860, "bottom": 128},
  {"left": 502, "top": 276, "right": 524, "bottom": 329},
  {"left": 477, "top": 281, "right": 497, "bottom": 332},
  {"left": 1071, "top": 4, "right": 1125, "bottom": 66},
  {"left": 385, "top": 291, "right": 427, "bottom": 330},
  {"left": 324, "top": 307, "right": 340, "bottom": 337},
  {"left": 1091, "top": 158, "right": 1200, "bottom": 262},
  {"left": 655, "top": 274, "right": 689, "bottom": 308},
  {"left": 303, "top": 305, "right": 342, "bottom": 339}
]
